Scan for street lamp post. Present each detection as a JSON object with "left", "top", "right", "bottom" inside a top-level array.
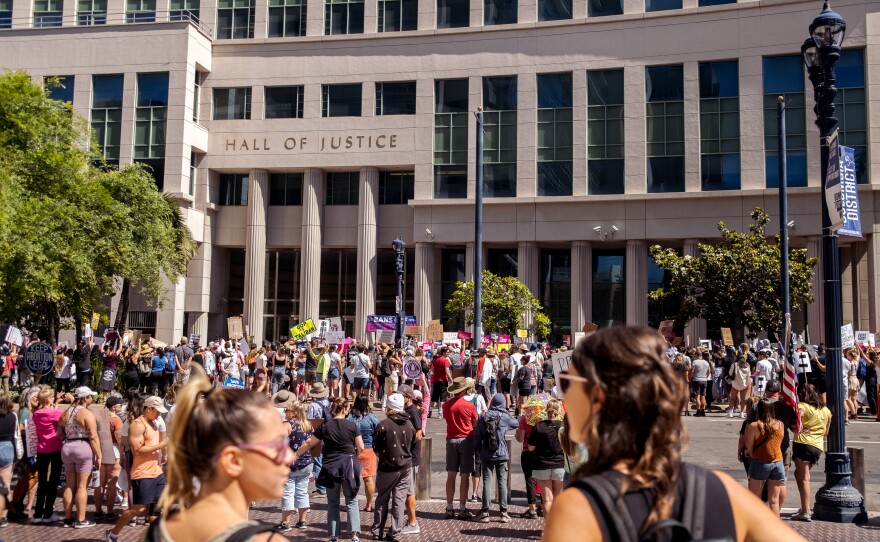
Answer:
[
  {"left": 392, "top": 237, "right": 406, "bottom": 349},
  {"left": 474, "top": 107, "right": 484, "bottom": 348},
  {"left": 802, "top": 1, "right": 867, "bottom": 523}
]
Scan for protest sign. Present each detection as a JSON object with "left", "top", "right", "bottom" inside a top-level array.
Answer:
[
  {"left": 223, "top": 377, "right": 246, "bottom": 389},
  {"left": 366, "top": 315, "right": 416, "bottom": 332},
  {"left": 841, "top": 324, "right": 855, "bottom": 349},
  {"left": 517, "top": 329, "right": 529, "bottom": 339},
  {"left": 855, "top": 331, "right": 875, "bottom": 347},
  {"left": 329, "top": 317, "right": 343, "bottom": 331},
  {"left": 658, "top": 320, "right": 675, "bottom": 340},
  {"left": 318, "top": 319, "right": 331, "bottom": 337},
  {"left": 376, "top": 329, "right": 396, "bottom": 344},
  {"left": 551, "top": 350, "right": 573, "bottom": 398},
  {"left": 698, "top": 339, "right": 711, "bottom": 351},
  {"left": 91, "top": 312, "right": 100, "bottom": 331},
  {"left": 582, "top": 322, "right": 598, "bottom": 335},
  {"left": 4, "top": 326, "right": 23, "bottom": 347},
  {"left": 403, "top": 357, "right": 421, "bottom": 380},
  {"left": 573, "top": 332, "right": 585, "bottom": 347},
  {"left": 25, "top": 342, "right": 53, "bottom": 374},
  {"left": 227, "top": 316, "right": 243, "bottom": 340},
  {"left": 326, "top": 330, "right": 345, "bottom": 344},
  {"left": 426, "top": 320, "right": 444, "bottom": 342},
  {"left": 721, "top": 328, "right": 734, "bottom": 346},
  {"left": 290, "top": 319, "right": 317, "bottom": 340},
  {"left": 796, "top": 352, "right": 812, "bottom": 374},
  {"left": 405, "top": 326, "right": 422, "bottom": 336},
  {"left": 457, "top": 331, "right": 472, "bottom": 341}
]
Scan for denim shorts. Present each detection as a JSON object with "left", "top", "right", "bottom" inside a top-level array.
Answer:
[
  {"left": 282, "top": 464, "right": 312, "bottom": 511},
  {"left": 749, "top": 459, "right": 786, "bottom": 482},
  {"left": 532, "top": 468, "right": 565, "bottom": 482},
  {"left": 0, "top": 441, "right": 14, "bottom": 468}
]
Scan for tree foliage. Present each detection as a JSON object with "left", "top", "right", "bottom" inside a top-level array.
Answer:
[
  {"left": 648, "top": 208, "right": 817, "bottom": 343},
  {"left": 445, "top": 270, "right": 551, "bottom": 339},
  {"left": 0, "top": 71, "right": 195, "bottom": 343}
]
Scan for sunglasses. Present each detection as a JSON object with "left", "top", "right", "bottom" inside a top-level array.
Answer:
[
  {"left": 557, "top": 371, "right": 589, "bottom": 395},
  {"left": 229, "top": 439, "right": 291, "bottom": 465}
]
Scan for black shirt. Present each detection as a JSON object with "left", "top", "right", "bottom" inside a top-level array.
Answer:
[
  {"left": 73, "top": 347, "right": 92, "bottom": 372},
  {"left": 404, "top": 404, "right": 422, "bottom": 467},
  {"left": 315, "top": 418, "right": 361, "bottom": 458},
  {"left": 527, "top": 419, "right": 564, "bottom": 470},
  {"left": 305, "top": 350, "right": 319, "bottom": 372},
  {"left": 0, "top": 412, "right": 16, "bottom": 444}
]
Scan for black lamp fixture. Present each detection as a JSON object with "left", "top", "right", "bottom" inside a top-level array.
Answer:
[{"left": 392, "top": 237, "right": 406, "bottom": 348}]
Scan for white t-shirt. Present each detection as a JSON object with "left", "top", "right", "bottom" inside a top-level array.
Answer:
[
  {"left": 464, "top": 393, "right": 487, "bottom": 416},
  {"left": 509, "top": 353, "right": 522, "bottom": 376},
  {"left": 352, "top": 353, "right": 371, "bottom": 379},
  {"left": 842, "top": 358, "right": 853, "bottom": 381},
  {"left": 256, "top": 354, "right": 267, "bottom": 370},
  {"left": 330, "top": 352, "right": 341, "bottom": 368},
  {"left": 755, "top": 359, "right": 774, "bottom": 384}
]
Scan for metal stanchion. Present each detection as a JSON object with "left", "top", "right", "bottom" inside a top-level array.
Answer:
[{"left": 417, "top": 437, "right": 432, "bottom": 501}]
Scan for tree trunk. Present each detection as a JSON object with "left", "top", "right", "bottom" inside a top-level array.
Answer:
[
  {"left": 74, "top": 311, "right": 83, "bottom": 347},
  {"left": 45, "top": 298, "right": 58, "bottom": 348},
  {"left": 732, "top": 316, "right": 745, "bottom": 346},
  {"left": 114, "top": 278, "right": 130, "bottom": 333}
]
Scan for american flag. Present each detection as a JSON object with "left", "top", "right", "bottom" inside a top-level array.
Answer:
[{"left": 778, "top": 323, "right": 803, "bottom": 433}]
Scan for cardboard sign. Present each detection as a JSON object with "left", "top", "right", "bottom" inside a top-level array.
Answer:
[
  {"left": 290, "top": 319, "right": 317, "bottom": 340},
  {"left": 404, "top": 326, "right": 422, "bottom": 336},
  {"left": 376, "top": 329, "right": 396, "bottom": 344},
  {"left": 228, "top": 316, "right": 243, "bottom": 340},
  {"left": 551, "top": 350, "right": 573, "bottom": 398},
  {"left": 855, "top": 331, "right": 875, "bottom": 347},
  {"left": 582, "top": 322, "right": 598, "bottom": 335},
  {"left": 841, "top": 324, "right": 855, "bottom": 349},
  {"left": 658, "top": 320, "right": 675, "bottom": 340},
  {"left": 326, "top": 330, "right": 345, "bottom": 344},
  {"left": 721, "top": 328, "right": 734, "bottom": 346},
  {"left": 25, "top": 342, "right": 54, "bottom": 374},
  {"left": 796, "top": 352, "right": 812, "bottom": 374},
  {"left": 426, "top": 320, "right": 444, "bottom": 342}
]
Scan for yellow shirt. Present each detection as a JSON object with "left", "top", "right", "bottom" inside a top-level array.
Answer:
[{"left": 794, "top": 403, "right": 831, "bottom": 451}]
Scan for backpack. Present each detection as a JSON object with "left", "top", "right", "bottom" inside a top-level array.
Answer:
[
  {"left": 138, "top": 356, "right": 152, "bottom": 377},
  {"left": 569, "top": 463, "right": 733, "bottom": 542},
  {"left": 146, "top": 519, "right": 279, "bottom": 542},
  {"left": 857, "top": 358, "right": 867, "bottom": 379},
  {"left": 482, "top": 413, "right": 501, "bottom": 453}
]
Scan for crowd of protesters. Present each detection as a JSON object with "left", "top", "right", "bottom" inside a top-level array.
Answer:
[{"left": 0, "top": 325, "right": 866, "bottom": 541}]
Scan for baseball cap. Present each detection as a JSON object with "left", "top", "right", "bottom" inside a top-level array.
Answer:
[
  {"left": 397, "top": 384, "right": 414, "bottom": 397},
  {"left": 105, "top": 396, "right": 125, "bottom": 409},
  {"left": 74, "top": 386, "right": 98, "bottom": 399},
  {"left": 765, "top": 380, "right": 782, "bottom": 394},
  {"left": 143, "top": 396, "right": 168, "bottom": 413},
  {"left": 386, "top": 393, "right": 405, "bottom": 412}
]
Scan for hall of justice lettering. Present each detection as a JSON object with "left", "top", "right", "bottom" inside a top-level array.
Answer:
[
  {"left": 224, "top": 134, "right": 398, "bottom": 151},
  {"left": 319, "top": 134, "right": 397, "bottom": 151}
]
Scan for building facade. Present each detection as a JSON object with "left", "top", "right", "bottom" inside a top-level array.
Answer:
[{"left": 1, "top": 0, "right": 879, "bottom": 344}]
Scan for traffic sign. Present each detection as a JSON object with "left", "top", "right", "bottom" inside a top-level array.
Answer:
[{"left": 25, "top": 342, "right": 54, "bottom": 374}]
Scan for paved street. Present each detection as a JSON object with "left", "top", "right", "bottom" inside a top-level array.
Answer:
[{"left": 1, "top": 409, "right": 879, "bottom": 541}]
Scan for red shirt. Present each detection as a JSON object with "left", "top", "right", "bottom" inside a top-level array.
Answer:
[
  {"left": 431, "top": 356, "right": 451, "bottom": 382},
  {"left": 442, "top": 396, "right": 477, "bottom": 439}
]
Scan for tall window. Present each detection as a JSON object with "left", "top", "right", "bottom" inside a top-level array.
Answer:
[
  {"left": 487, "top": 248, "right": 517, "bottom": 278},
  {"left": 376, "top": 82, "right": 416, "bottom": 116},
  {"left": 440, "top": 248, "right": 466, "bottom": 324},
  {"left": 213, "top": 87, "right": 252, "bottom": 120},
  {"left": 648, "top": 253, "right": 680, "bottom": 328},
  {"left": 217, "top": 0, "right": 254, "bottom": 39},
  {"left": 126, "top": 0, "right": 155, "bottom": 22},
  {"left": 0, "top": 0, "right": 11, "bottom": 29},
  {"left": 268, "top": 0, "right": 305, "bottom": 36},
  {"left": 646, "top": 65, "right": 684, "bottom": 193},
  {"left": 319, "top": 249, "right": 358, "bottom": 327},
  {"left": 542, "top": 249, "right": 571, "bottom": 339},
  {"left": 588, "top": 69, "right": 624, "bottom": 195},
  {"left": 437, "top": 0, "right": 467, "bottom": 28},
  {"left": 265, "top": 86, "right": 304, "bottom": 119},
  {"left": 593, "top": 250, "right": 625, "bottom": 327},
  {"left": 78, "top": 0, "right": 106, "bottom": 24},
  {"left": 588, "top": 0, "right": 620, "bottom": 17},
  {"left": 538, "top": 0, "right": 569, "bottom": 20},
  {"left": 699, "top": 61, "right": 740, "bottom": 191},
  {"left": 220, "top": 173, "right": 248, "bottom": 205},
  {"left": 325, "top": 0, "right": 363, "bottom": 35},
  {"left": 322, "top": 84, "right": 362, "bottom": 117},
  {"left": 170, "top": 0, "right": 199, "bottom": 21},
  {"left": 378, "top": 0, "right": 416, "bottom": 31},
  {"left": 763, "top": 55, "right": 806, "bottom": 188},
  {"left": 269, "top": 173, "right": 303, "bottom": 205},
  {"left": 192, "top": 71, "right": 202, "bottom": 123},
  {"left": 537, "top": 73, "right": 572, "bottom": 197},
  {"left": 484, "top": 0, "right": 515, "bottom": 25},
  {"left": 134, "top": 73, "right": 168, "bottom": 188},
  {"left": 263, "top": 250, "right": 301, "bottom": 342},
  {"left": 226, "top": 248, "right": 246, "bottom": 317},
  {"left": 45, "top": 75, "right": 74, "bottom": 103},
  {"left": 34, "top": 0, "right": 63, "bottom": 27},
  {"left": 646, "top": 0, "right": 679, "bottom": 11},
  {"left": 378, "top": 171, "right": 414, "bottom": 204},
  {"left": 434, "top": 79, "right": 468, "bottom": 199},
  {"left": 836, "top": 49, "right": 867, "bottom": 183},
  {"left": 325, "top": 172, "right": 359, "bottom": 205},
  {"left": 91, "top": 74, "right": 123, "bottom": 165},
  {"left": 482, "top": 76, "right": 517, "bottom": 198}
]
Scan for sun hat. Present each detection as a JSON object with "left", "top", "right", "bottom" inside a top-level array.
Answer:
[
  {"left": 138, "top": 344, "right": 154, "bottom": 356},
  {"left": 272, "top": 389, "right": 296, "bottom": 409},
  {"left": 74, "top": 386, "right": 98, "bottom": 399},
  {"left": 446, "top": 376, "right": 472, "bottom": 396},
  {"left": 143, "top": 396, "right": 168, "bottom": 413},
  {"left": 308, "top": 382, "right": 329, "bottom": 398},
  {"left": 386, "top": 393, "right": 405, "bottom": 412}
]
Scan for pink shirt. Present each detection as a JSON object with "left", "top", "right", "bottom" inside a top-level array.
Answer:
[{"left": 32, "top": 408, "right": 63, "bottom": 454}]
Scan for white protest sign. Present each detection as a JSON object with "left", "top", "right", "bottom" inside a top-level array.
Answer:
[
  {"left": 443, "top": 332, "right": 459, "bottom": 343},
  {"left": 329, "top": 317, "right": 343, "bottom": 331},
  {"left": 4, "top": 326, "right": 23, "bottom": 347},
  {"left": 318, "top": 319, "right": 331, "bottom": 337},
  {"left": 326, "top": 330, "right": 345, "bottom": 344},
  {"left": 855, "top": 331, "right": 875, "bottom": 347},
  {"left": 573, "top": 332, "right": 586, "bottom": 347},
  {"left": 376, "top": 329, "right": 396, "bottom": 344},
  {"left": 841, "top": 324, "right": 855, "bottom": 349},
  {"left": 796, "top": 352, "right": 812, "bottom": 374},
  {"left": 551, "top": 350, "right": 573, "bottom": 399}
]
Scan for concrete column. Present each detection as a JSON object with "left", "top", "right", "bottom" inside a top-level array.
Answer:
[
  {"left": 625, "top": 240, "right": 648, "bottom": 326},
  {"left": 414, "top": 243, "right": 436, "bottom": 328},
  {"left": 572, "top": 70, "right": 588, "bottom": 197},
  {"left": 190, "top": 312, "right": 209, "bottom": 339},
  {"left": 518, "top": 241, "right": 541, "bottom": 332},
  {"left": 623, "top": 65, "right": 646, "bottom": 194},
  {"left": 683, "top": 239, "right": 706, "bottom": 345},
  {"left": 307, "top": 0, "right": 324, "bottom": 35},
  {"left": 243, "top": 170, "right": 268, "bottom": 345},
  {"left": 155, "top": 274, "right": 186, "bottom": 343},
  {"left": 465, "top": 242, "right": 475, "bottom": 282},
  {"left": 806, "top": 236, "right": 824, "bottom": 344},
  {"left": 867, "top": 232, "right": 880, "bottom": 332},
  {"left": 571, "top": 241, "right": 592, "bottom": 330},
  {"left": 355, "top": 167, "right": 378, "bottom": 341},
  {"left": 683, "top": 62, "right": 701, "bottom": 192},
  {"left": 363, "top": 0, "right": 377, "bottom": 33},
  {"left": 739, "top": 55, "right": 765, "bottom": 190},
  {"left": 300, "top": 168, "right": 324, "bottom": 322}
]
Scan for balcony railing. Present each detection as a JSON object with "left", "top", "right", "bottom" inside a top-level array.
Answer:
[{"left": 33, "top": 13, "right": 63, "bottom": 27}]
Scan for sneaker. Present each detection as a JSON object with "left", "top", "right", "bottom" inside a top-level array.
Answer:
[
  {"left": 106, "top": 530, "right": 119, "bottom": 542},
  {"left": 740, "top": 411, "right": 746, "bottom": 418},
  {"left": 400, "top": 523, "right": 420, "bottom": 535},
  {"left": 105, "top": 513, "right": 120, "bottom": 522},
  {"left": 276, "top": 523, "right": 294, "bottom": 532},
  {"left": 445, "top": 509, "right": 456, "bottom": 520},
  {"left": 457, "top": 509, "right": 474, "bottom": 520},
  {"left": 469, "top": 495, "right": 482, "bottom": 503},
  {"left": 295, "top": 520, "right": 308, "bottom": 528},
  {"left": 790, "top": 511, "right": 812, "bottom": 522},
  {"left": 94, "top": 512, "right": 106, "bottom": 520},
  {"left": 352, "top": 536, "right": 360, "bottom": 542},
  {"left": 32, "top": 517, "right": 44, "bottom": 524},
  {"left": 499, "top": 512, "right": 511, "bottom": 523},
  {"left": 0, "top": 518, "right": 8, "bottom": 528},
  {"left": 518, "top": 510, "right": 538, "bottom": 519},
  {"left": 726, "top": 410, "right": 733, "bottom": 418},
  {"left": 74, "top": 519, "right": 96, "bottom": 529},
  {"left": 44, "top": 513, "right": 62, "bottom": 523},
  {"left": 63, "top": 518, "right": 76, "bottom": 528},
  {"left": 536, "top": 507, "right": 544, "bottom": 518},
  {"left": 476, "top": 511, "right": 490, "bottom": 523}
]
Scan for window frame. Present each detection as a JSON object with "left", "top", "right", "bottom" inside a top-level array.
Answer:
[
  {"left": 216, "top": 0, "right": 255, "bottom": 39},
  {"left": 265, "top": 85, "right": 305, "bottom": 119},
  {"left": 375, "top": 81, "right": 417, "bottom": 116},
  {"left": 213, "top": 87, "right": 252, "bottom": 120},
  {"left": 322, "top": 83, "right": 362, "bottom": 118},
  {"left": 268, "top": 0, "right": 306, "bottom": 37}
]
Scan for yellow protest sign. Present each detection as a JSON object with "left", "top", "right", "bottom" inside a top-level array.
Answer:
[
  {"left": 290, "top": 319, "right": 317, "bottom": 340},
  {"left": 517, "top": 329, "right": 528, "bottom": 338}
]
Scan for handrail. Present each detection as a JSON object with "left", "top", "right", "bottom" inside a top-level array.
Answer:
[{"left": 0, "top": 9, "right": 213, "bottom": 38}]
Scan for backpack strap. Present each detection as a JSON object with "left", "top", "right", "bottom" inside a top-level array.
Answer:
[
  {"left": 680, "top": 463, "right": 707, "bottom": 540},
  {"left": 569, "top": 475, "right": 638, "bottom": 542},
  {"left": 225, "top": 523, "right": 281, "bottom": 542}
]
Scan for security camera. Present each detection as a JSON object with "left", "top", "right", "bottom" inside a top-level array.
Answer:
[
  {"left": 593, "top": 226, "right": 602, "bottom": 233},
  {"left": 787, "top": 220, "right": 795, "bottom": 228},
  {"left": 425, "top": 228, "right": 432, "bottom": 236},
  {"left": 611, "top": 225, "right": 620, "bottom": 232}
]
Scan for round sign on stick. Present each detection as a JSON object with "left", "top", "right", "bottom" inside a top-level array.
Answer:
[
  {"left": 403, "top": 356, "right": 421, "bottom": 380},
  {"left": 25, "top": 342, "right": 54, "bottom": 374}
]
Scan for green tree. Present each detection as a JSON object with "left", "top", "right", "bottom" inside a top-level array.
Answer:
[
  {"left": 445, "top": 270, "right": 551, "bottom": 339},
  {"left": 648, "top": 208, "right": 817, "bottom": 344}
]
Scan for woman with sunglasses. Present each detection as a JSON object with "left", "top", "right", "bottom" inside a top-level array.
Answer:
[
  {"left": 132, "top": 375, "right": 293, "bottom": 542},
  {"left": 543, "top": 326, "right": 806, "bottom": 542}
]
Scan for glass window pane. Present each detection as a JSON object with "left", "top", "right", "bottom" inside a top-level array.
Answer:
[
  {"left": 482, "top": 76, "right": 517, "bottom": 111},
  {"left": 537, "top": 73, "right": 572, "bottom": 109},
  {"left": 646, "top": 65, "right": 683, "bottom": 102}
]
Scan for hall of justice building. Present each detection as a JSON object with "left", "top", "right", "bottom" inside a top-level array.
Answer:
[{"left": 1, "top": 0, "right": 879, "bottom": 344}]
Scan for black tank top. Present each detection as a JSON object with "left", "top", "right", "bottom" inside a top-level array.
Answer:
[{"left": 576, "top": 467, "right": 735, "bottom": 542}]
